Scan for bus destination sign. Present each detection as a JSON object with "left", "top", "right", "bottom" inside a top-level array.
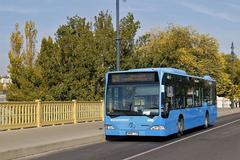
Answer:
[{"left": 110, "top": 72, "right": 158, "bottom": 83}]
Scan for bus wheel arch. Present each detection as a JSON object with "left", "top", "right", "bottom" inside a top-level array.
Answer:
[{"left": 177, "top": 114, "right": 184, "bottom": 137}]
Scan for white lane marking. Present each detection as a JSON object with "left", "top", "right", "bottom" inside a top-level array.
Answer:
[{"left": 123, "top": 118, "right": 240, "bottom": 160}]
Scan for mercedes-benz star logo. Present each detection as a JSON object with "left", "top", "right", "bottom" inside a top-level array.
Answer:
[{"left": 128, "top": 122, "right": 136, "bottom": 129}]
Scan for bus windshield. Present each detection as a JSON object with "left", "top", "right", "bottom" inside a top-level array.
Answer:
[{"left": 106, "top": 84, "right": 159, "bottom": 116}]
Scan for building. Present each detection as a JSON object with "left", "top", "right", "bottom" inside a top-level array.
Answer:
[
  {"left": 0, "top": 92, "right": 6, "bottom": 101},
  {"left": 0, "top": 75, "right": 11, "bottom": 94},
  {"left": 0, "top": 75, "right": 11, "bottom": 84}
]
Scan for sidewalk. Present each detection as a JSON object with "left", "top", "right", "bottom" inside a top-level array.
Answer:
[
  {"left": 0, "top": 122, "right": 104, "bottom": 160},
  {"left": 1, "top": 108, "right": 240, "bottom": 160},
  {"left": 217, "top": 108, "right": 240, "bottom": 117}
]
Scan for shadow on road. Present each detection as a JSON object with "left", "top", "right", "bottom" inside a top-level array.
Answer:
[{"left": 106, "top": 125, "right": 213, "bottom": 142}]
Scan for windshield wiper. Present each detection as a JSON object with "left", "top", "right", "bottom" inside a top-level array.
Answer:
[{"left": 144, "top": 115, "right": 155, "bottom": 118}]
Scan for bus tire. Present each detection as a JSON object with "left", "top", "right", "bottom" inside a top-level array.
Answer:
[
  {"left": 204, "top": 113, "right": 209, "bottom": 129},
  {"left": 177, "top": 117, "right": 184, "bottom": 137},
  {"left": 105, "top": 135, "right": 113, "bottom": 141}
]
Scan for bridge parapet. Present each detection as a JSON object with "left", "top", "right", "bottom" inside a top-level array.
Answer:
[{"left": 0, "top": 100, "right": 103, "bottom": 130}]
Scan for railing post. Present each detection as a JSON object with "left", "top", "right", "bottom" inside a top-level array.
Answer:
[
  {"left": 101, "top": 100, "right": 104, "bottom": 121},
  {"left": 72, "top": 100, "right": 77, "bottom": 124},
  {"left": 36, "top": 100, "right": 41, "bottom": 127}
]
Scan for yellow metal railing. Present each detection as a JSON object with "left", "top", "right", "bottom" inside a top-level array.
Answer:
[{"left": 0, "top": 100, "right": 103, "bottom": 130}]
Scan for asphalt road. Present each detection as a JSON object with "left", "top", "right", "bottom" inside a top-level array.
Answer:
[{"left": 32, "top": 113, "right": 240, "bottom": 160}]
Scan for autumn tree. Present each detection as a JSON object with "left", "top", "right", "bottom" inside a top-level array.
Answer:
[
  {"left": 135, "top": 25, "right": 231, "bottom": 96},
  {"left": 23, "top": 21, "right": 37, "bottom": 67},
  {"left": 7, "top": 23, "right": 24, "bottom": 100},
  {"left": 223, "top": 54, "right": 240, "bottom": 98},
  {"left": 7, "top": 21, "right": 41, "bottom": 101}
]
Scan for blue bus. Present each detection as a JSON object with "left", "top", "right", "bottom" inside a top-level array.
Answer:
[{"left": 104, "top": 68, "right": 217, "bottom": 139}]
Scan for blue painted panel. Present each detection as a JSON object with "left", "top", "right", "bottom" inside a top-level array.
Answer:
[{"left": 105, "top": 105, "right": 217, "bottom": 137}]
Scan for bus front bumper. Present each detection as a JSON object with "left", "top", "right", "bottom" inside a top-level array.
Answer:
[{"left": 105, "top": 129, "right": 169, "bottom": 137}]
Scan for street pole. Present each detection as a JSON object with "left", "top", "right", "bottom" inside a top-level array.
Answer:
[
  {"left": 116, "top": 0, "right": 120, "bottom": 71},
  {"left": 231, "top": 42, "right": 235, "bottom": 109}
]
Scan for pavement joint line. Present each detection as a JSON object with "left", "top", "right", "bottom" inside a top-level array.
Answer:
[{"left": 122, "top": 118, "right": 240, "bottom": 160}]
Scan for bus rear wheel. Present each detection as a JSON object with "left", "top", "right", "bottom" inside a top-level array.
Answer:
[
  {"left": 204, "top": 113, "right": 209, "bottom": 129},
  {"left": 105, "top": 135, "right": 113, "bottom": 141},
  {"left": 177, "top": 117, "right": 184, "bottom": 137}
]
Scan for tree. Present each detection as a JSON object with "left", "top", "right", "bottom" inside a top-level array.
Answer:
[
  {"left": 135, "top": 25, "right": 230, "bottom": 96},
  {"left": 93, "top": 11, "right": 115, "bottom": 99},
  {"left": 55, "top": 16, "right": 96, "bottom": 100},
  {"left": 222, "top": 54, "right": 240, "bottom": 98},
  {"left": 7, "top": 23, "right": 25, "bottom": 101},
  {"left": 38, "top": 11, "right": 141, "bottom": 101},
  {"left": 36, "top": 37, "right": 61, "bottom": 100},
  {"left": 23, "top": 21, "right": 37, "bottom": 67},
  {"left": 7, "top": 21, "right": 40, "bottom": 101},
  {"left": 120, "top": 12, "right": 140, "bottom": 70}
]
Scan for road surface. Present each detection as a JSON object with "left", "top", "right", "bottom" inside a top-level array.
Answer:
[{"left": 31, "top": 113, "right": 240, "bottom": 160}]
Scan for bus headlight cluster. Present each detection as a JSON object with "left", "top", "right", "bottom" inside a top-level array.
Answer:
[
  {"left": 104, "top": 124, "right": 115, "bottom": 130},
  {"left": 150, "top": 125, "right": 165, "bottom": 130}
]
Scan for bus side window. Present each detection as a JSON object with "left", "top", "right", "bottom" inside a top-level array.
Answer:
[
  {"left": 203, "top": 80, "right": 214, "bottom": 106},
  {"left": 212, "top": 82, "right": 216, "bottom": 105},
  {"left": 186, "top": 78, "right": 193, "bottom": 108},
  {"left": 175, "top": 75, "right": 185, "bottom": 109},
  {"left": 193, "top": 78, "right": 202, "bottom": 107}
]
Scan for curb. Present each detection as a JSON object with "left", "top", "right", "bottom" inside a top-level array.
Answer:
[{"left": 0, "top": 134, "right": 105, "bottom": 160}]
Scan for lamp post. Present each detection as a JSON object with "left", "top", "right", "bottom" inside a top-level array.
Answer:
[
  {"left": 116, "top": 0, "right": 121, "bottom": 71},
  {"left": 231, "top": 42, "right": 235, "bottom": 109}
]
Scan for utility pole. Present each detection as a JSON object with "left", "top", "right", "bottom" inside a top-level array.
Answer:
[
  {"left": 116, "top": 0, "right": 121, "bottom": 71},
  {"left": 231, "top": 42, "right": 235, "bottom": 109}
]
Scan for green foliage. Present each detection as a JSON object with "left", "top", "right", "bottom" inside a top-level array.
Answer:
[
  {"left": 7, "top": 21, "right": 41, "bottom": 101},
  {"left": 93, "top": 11, "right": 115, "bottom": 99},
  {"left": 222, "top": 54, "right": 240, "bottom": 98},
  {"left": 34, "top": 11, "right": 140, "bottom": 101},
  {"left": 36, "top": 37, "right": 61, "bottom": 100},
  {"left": 7, "top": 23, "right": 25, "bottom": 101},
  {"left": 55, "top": 15, "right": 96, "bottom": 100},
  {"left": 135, "top": 25, "right": 232, "bottom": 97},
  {"left": 120, "top": 13, "right": 140, "bottom": 70},
  {"left": 7, "top": 12, "right": 239, "bottom": 101}
]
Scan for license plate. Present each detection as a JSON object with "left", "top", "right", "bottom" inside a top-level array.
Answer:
[{"left": 126, "top": 131, "right": 138, "bottom": 136}]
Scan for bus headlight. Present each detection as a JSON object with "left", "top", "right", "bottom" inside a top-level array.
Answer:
[
  {"left": 105, "top": 124, "right": 115, "bottom": 130},
  {"left": 150, "top": 125, "right": 165, "bottom": 130}
]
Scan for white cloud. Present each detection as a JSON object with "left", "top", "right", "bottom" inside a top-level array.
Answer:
[
  {"left": 180, "top": 1, "right": 240, "bottom": 23},
  {"left": 0, "top": 5, "right": 39, "bottom": 14},
  {"left": 224, "top": 2, "right": 240, "bottom": 10},
  {"left": 120, "top": 0, "right": 159, "bottom": 13}
]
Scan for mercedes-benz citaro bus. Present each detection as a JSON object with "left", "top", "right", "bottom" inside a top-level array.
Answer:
[{"left": 104, "top": 68, "right": 217, "bottom": 139}]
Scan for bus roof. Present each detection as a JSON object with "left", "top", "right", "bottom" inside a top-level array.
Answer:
[{"left": 107, "top": 67, "right": 215, "bottom": 81}]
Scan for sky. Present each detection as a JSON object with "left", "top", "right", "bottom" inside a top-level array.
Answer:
[{"left": 0, "top": 0, "right": 240, "bottom": 75}]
